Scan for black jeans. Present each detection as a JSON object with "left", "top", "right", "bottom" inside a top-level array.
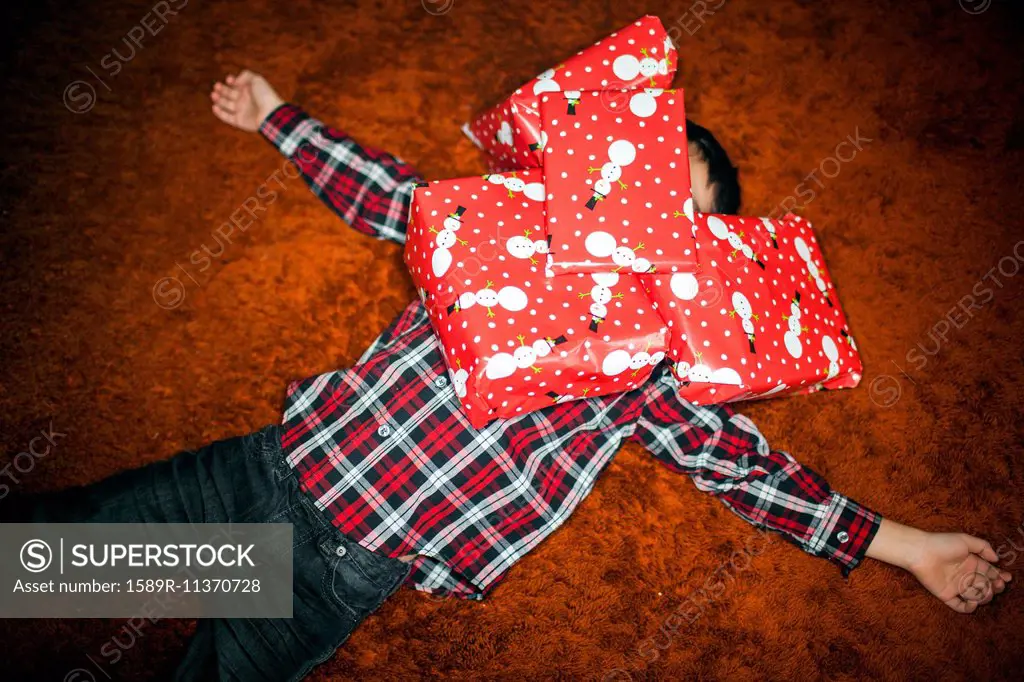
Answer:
[{"left": 5, "top": 424, "right": 410, "bottom": 681}]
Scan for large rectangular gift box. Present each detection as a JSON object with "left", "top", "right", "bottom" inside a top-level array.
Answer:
[
  {"left": 404, "top": 174, "right": 669, "bottom": 427},
  {"left": 641, "top": 212, "right": 863, "bottom": 405},
  {"left": 462, "top": 15, "right": 677, "bottom": 173}
]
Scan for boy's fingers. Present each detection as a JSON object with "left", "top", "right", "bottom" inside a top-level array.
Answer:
[
  {"left": 962, "top": 534, "right": 997, "bottom": 562},
  {"left": 212, "top": 104, "right": 236, "bottom": 125},
  {"left": 945, "top": 596, "right": 977, "bottom": 614},
  {"left": 214, "top": 97, "right": 237, "bottom": 115},
  {"left": 235, "top": 69, "right": 255, "bottom": 85},
  {"left": 214, "top": 83, "right": 240, "bottom": 103}
]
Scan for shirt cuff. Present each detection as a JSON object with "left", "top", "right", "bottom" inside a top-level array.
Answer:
[
  {"left": 813, "top": 493, "right": 882, "bottom": 577},
  {"left": 258, "top": 103, "right": 319, "bottom": 156}
]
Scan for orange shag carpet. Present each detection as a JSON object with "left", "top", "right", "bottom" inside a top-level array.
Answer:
[{"left": 1, "top": 0, "right": 1023, "bottom": 679}]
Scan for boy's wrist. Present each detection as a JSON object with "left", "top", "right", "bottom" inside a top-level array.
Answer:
[
  {"left": 258, "top": 96, "right": 286, "bottom": 126},
  {"left": 866, "top": 518, "right": 928, "bottom": 571}
]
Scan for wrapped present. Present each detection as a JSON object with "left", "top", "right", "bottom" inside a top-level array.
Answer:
[
  {"left": 539, "top": 89, "right": 696, "bottom": 274},
  {"left": 403, "top": 168, "right": 548, "bottom": 302},
  {"left": 641, "top": 213, "right": 863, "bottom": 405},
  {"left": 462, "top": 15, "right": 677, "bottom": 172},
  {"left": 405, "top": 176, "right": 669, "bottom": 428}
]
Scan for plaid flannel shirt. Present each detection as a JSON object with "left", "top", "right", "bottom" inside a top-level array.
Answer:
[{"left": 261, "top": 104, "right": 881, "bottom": 600}]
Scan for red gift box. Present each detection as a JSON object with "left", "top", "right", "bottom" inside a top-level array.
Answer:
[
  {"left": 539, "top": 89, "right": 696, "bottom": 274},
  {"left": 403, "top": 169, "right": 548, "bottom": 303},
  {"left": 405, "top": 176, "right": 669, "bottom": 427},
  {"left": 641, "top": 213, "right": 863, "bottom": 405},
  {"left": 463, "top": 15, "right": 677, "bottom": 172}
]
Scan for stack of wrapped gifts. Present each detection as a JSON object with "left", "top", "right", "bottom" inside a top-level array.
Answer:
[{"left": 404, "top": 15, "right": 862, "bottom": 428}]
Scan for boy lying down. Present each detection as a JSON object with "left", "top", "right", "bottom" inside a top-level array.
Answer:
[{"left": 4, "top": 70, "right": 1008, "bottom": 681}]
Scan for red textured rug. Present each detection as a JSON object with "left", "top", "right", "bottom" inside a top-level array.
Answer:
[{"left": 1, "top": 0, "right": 1022, "bottom": 679}]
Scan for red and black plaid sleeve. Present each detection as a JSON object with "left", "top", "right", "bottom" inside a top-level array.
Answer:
[
  {"left": 259, "top": 103, "right": 421, "bottom": 244},
  {"left": 630, "top": 371, "right": 882, "bottom": 577}
]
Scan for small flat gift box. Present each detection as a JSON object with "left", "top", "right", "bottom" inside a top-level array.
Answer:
[
  {"left": 539, "top": 88, "right": 696, "bottom": 275},
  {"left": 462, "top": 15, "right": 677, "bottom": 172}
]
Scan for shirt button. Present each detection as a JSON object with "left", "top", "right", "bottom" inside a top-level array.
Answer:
[
  {"left": 837, "top": 531, "right": 850, "bottom": 544},
  {"left": 335, "top": 545, "right": 347, "bottom": 558},
  {"left": 377, "top": 423, "right": 391, "bottom": 438},
  {"left": 435, "top": 375, "right": 448, "bottom": 389}
]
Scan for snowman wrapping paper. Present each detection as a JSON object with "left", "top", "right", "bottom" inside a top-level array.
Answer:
[
  {"left": 462, "top": 15, "right": 677, "bottom": 173},
  {"left": 403, "top": 170, "right": 549, "bottom": 300},
  {"left": 539, "top": 89, "right": 697, "bottom": 274},
  {"left": 404, "top": 15, "right": 864, "bottom": 427},
  {"left": 641, "top": 213, "right": 863, "bottom": 405},
  {"left": 405, "top": 174, "right": 671, "bottom": 427}
]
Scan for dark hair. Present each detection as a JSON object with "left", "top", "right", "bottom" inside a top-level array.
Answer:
[{"left": 686, "top": 120, "right": 741, "bottom": 214}]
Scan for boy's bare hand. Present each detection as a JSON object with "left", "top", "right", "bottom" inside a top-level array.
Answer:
[
  {"left": 866, "top": 519, "right": 1011, "bottom": 612},
  {"left": 907, "top": 531, "right": 1011, "bottom": 613},
  {"left": 210, "top": 70, "right": 284, "bottom": 132}
]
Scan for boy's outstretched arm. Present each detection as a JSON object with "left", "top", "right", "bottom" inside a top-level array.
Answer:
[
  {"left": 630, "top": 372, "right": 1010, "bottom": 613},
  {"left": 210, "top": 70, "right": 421, "bottom": 244}
]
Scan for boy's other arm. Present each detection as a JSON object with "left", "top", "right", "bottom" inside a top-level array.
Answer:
[
  {"left": 210, "top": 70, "right": 421, "bottom": 245},
  {"left": 630, "top": 373, "right": 1010, "bottom": 612}
]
